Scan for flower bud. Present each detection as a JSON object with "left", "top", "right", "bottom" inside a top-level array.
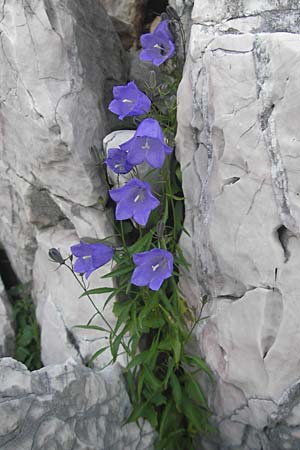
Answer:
[{"left": 48, "top": 248, "right": 65, "bottom": 265}]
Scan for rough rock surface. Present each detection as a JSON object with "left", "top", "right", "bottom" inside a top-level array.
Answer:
[
  {"left": 176, "top": 1, "right": 300, "bottom": 449},
  {"left": 0, "top": 357, "right": 154, "bottom": 450},
  {"left": 0, "top": 0, "right": 127, "bottom": 364},
  {"left": 0, "top": 277, "right": 14, "bottom": 357},
  {"left": 99, "top": 0, "right": 144, "bottom": 49}
]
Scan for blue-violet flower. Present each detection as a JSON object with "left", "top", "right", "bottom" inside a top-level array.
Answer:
[
  {"left": 140, "top": 20, "right": 175, "bottom": 66},
  {"left": 71, "top": 241, "right": 114, "bottom": 279},
  {"left": 122, "top": 118, "right": 172, "bottom": 169},
  {"left": 108, "top": 81, "right": 151, "bottom": 120},
  {"left": 131, "top": 248, "right": 173, "bottom": 291},
  {"left": 105, "top": 147, "right": 134, "bottom": 174},
  {"left": 109, "top": 178, "right": 159, "bottom": 226}
]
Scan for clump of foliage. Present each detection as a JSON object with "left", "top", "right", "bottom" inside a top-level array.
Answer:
[
  {"left": 10, "top": 284, "right": 42, "bottom": 371},
  {"left": 50, "top": 7, "right": 213, "bottom": 450}
]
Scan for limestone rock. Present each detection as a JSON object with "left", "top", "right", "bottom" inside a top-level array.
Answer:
[
  {"left": 33, "top": 225, "right": 116, "bottom": 367},
  {"left": 0, "top": 277, "right": 14, "bottom": 357},
  {"left": 176, "top": 1, "right": 300, "bottom": 448},
  {"left": 0, "top": 0, "right": 127, "bottom": 364},
  {"left": 99, "top": 0, "right": 144, "bottom": 49},
  {"left": 0, "top": 358, "right": 155, "bottom": 450}
]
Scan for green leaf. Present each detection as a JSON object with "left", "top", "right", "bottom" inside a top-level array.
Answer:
[
  {"left": 183, "top": 354, "right": 213, "bottom": 380},
  {"left": 126, "top": 350, "right": 150, "bottom": 371},
  {"left": 169, "top": 372, "right": 182, "bottom": 410},
  {"left": 102, "top": 265, "right": 133, "bottom": 279},
  {"left": 15, "top": 346, "right": 30, "bottom": 361},
  {"left": 87, "top": 346, "right": 109, "bottom": 365},
  {"left": 184, "top": 375, "right": 208, "bottom": 409},
  {"left": 144, "top": 366, "right": 162, "bottom": 392},
  {"left": 159, "top": 399, "right": 174, "bottom": 438},
  {"left": 142, "top": 311, "right": 166, "bottom": 329},
  {"left": 111, "top": 326, "right": 128, "bottom": 361},
  {"left": 166, "top": 193, "right": 184, "bottom": 200},
  {"left": 137, "top": 368, "right": 145, "bottom": 400},
  {"left": 172, "top": 333, "right": 181, "bottom": 365},
  {"left": 127, "top": 229, "right": 154, "bottom": 255},
  {"left": 79, "top": 287, "right": 116, "bottom": 298},
  {"left": 182, "top": 397, "right": 211, "bottom": 433},
  {"left": 103, "top": 284, "right": 127, "bottom": 310},
  {"left": 19, "top": 326, "right": 34, "bottom": 347},
  {"left": 126, "top": 370, "right": 137, "bottom": 403},
  {"left": 126, "top": 400, "right": 151, "bottom": 424},
  {"left": 73, "top": 325, "right": 110, "bottom": 333},
  {"left": 164, "top": 357, "right": 175, "bottom": 389},
  {"left": 143, "top": 404, "right": 158, "bottom": 428}
]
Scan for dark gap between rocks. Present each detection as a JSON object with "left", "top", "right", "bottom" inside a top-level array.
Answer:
[
  {"left": 0, "top": 244, "right": 43, "bottom": 370},
  {"left": 143, "top": 0, "right": 169, "bottom": 29},
  {"left": 276, "top": 225, "right": 291, "bottom": 262},
  {"left": 0, "top": 245, "right": 20, "bottom": 290}
]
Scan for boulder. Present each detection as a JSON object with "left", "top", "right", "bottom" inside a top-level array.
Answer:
[
  {"left": 176, "top": 1, "right": 300, "bottom": 448},
  {"left": 0, "top": 358, "right": 154, "bottom": 450},
  {"left": 0, "top": 0, "right": 127, "bottom": 364}
]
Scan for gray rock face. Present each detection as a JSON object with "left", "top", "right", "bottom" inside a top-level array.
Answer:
[
  {"left": 176, "top": 1, "right": 300, "bottom": 449},
  {"left": 0, "top": 277, "right": 14, "bottom": 357},
  {"left": 0, "top": 357, "right": 154, "bottom": 450},
  {"left": 0, "top": 0, "right": 127, "bottom": 364}
]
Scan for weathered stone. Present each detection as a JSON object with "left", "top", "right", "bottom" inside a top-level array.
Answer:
[
  {"left": 0, "top": 0, "right": 127, "bottom": 363},
  {"left": 0, "top": 277, "right": 14, "bottom": 357},
  {"left": 176, "top": 1, "right": 300, "bottom": 448},
  {"left": 33, "top": 224, "right": 116, "bottom": 367},
  {"left": 99, "top": 0, "right": 144, "bottom": 49},
  {"left": 0, "top": 358, "right": 155, "bottom": 450}
]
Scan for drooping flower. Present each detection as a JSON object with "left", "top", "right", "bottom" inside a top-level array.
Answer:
[
  {"left": 105, "top": 147, "right": 134, "bottom": 174},
  {"left": 131, "top": 248, "right": 173, "bottom": 291},
  {"left": 71, "top": 241, "right": 114, "bottom": 279},
  {"left": 109, "top": 178, "right": 159, "bottom": 226},
  {"left": 140, "top": 20, "right": 175, "bottom": 66},
  {"left": 121, "top": 118, "right": 172, "bottom": 169},
  {"left": 108, "top": 81, "right": 151, "bottom": 120}
]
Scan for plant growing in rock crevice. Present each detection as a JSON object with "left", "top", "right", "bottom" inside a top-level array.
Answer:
[{"left": 50, "top": 8, "right": 212, "bottom": 450}]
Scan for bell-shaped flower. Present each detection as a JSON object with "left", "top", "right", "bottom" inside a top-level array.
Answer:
[
  {"left": 109, "top": 178, "right": 159, "bottom": 226},
  {"left": 131, "top": 248, "right": 173, "bottom": 291},
  {"left": 121, "top": 118, "right": 172, "bottom": 169},
  {"left": 71, "top": 241, "right": 114, "bottom": 279},
  {"left": 108, "top": 81, "right": 151, "bottom": 120},
  {"left": 140, "top": 20, "right": 175, "bottom": 66},
  {"left": 105, "top": 147, "right": 134, "bottom": 174}
]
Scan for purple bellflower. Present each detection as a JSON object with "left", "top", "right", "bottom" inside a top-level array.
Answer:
[
  {"left": 140, "top": 20, "right": 175, "bottom": 66},
  {"left": 71, "top": 241, "right": 114, "bottom": 279},
  {"left": 109, "top": 178, "right": 160, "bottom": 226},
  {"left": 105, "top": 147, "right": 134, "bottom": 174},
  {"left": 108, "top": 81, "right": 151, "bottom": 120},
  {"left": 121, "top": 118, "right": 172, "bottom": 169},
  {"left": 131, "top": 248, "right": 174, "bottom": 291}
]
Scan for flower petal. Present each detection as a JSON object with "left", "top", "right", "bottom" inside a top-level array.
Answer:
[
  {"left": 131, "top": 266, "right": 150, "bottom": 287},
  {"left": 149, "top": 276, "right": 165, "bottom": 291},
  {"left": 92, "top": 245, "right": 113, "bottom": 268},
  {"left": 145, "top": 143, "right": 166, "bottom": 168},
  {"left": 74, "top": 257, "right": 93, "bottom": 274},
  {"left": 115, "top": 200, "right": 133, "bottom": 220},
  {"left": 71, "top": 241, "right": 92, "bottom": 257},
  {"left": 135, "top": 118, "right": 164, "bottom": 141}
]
